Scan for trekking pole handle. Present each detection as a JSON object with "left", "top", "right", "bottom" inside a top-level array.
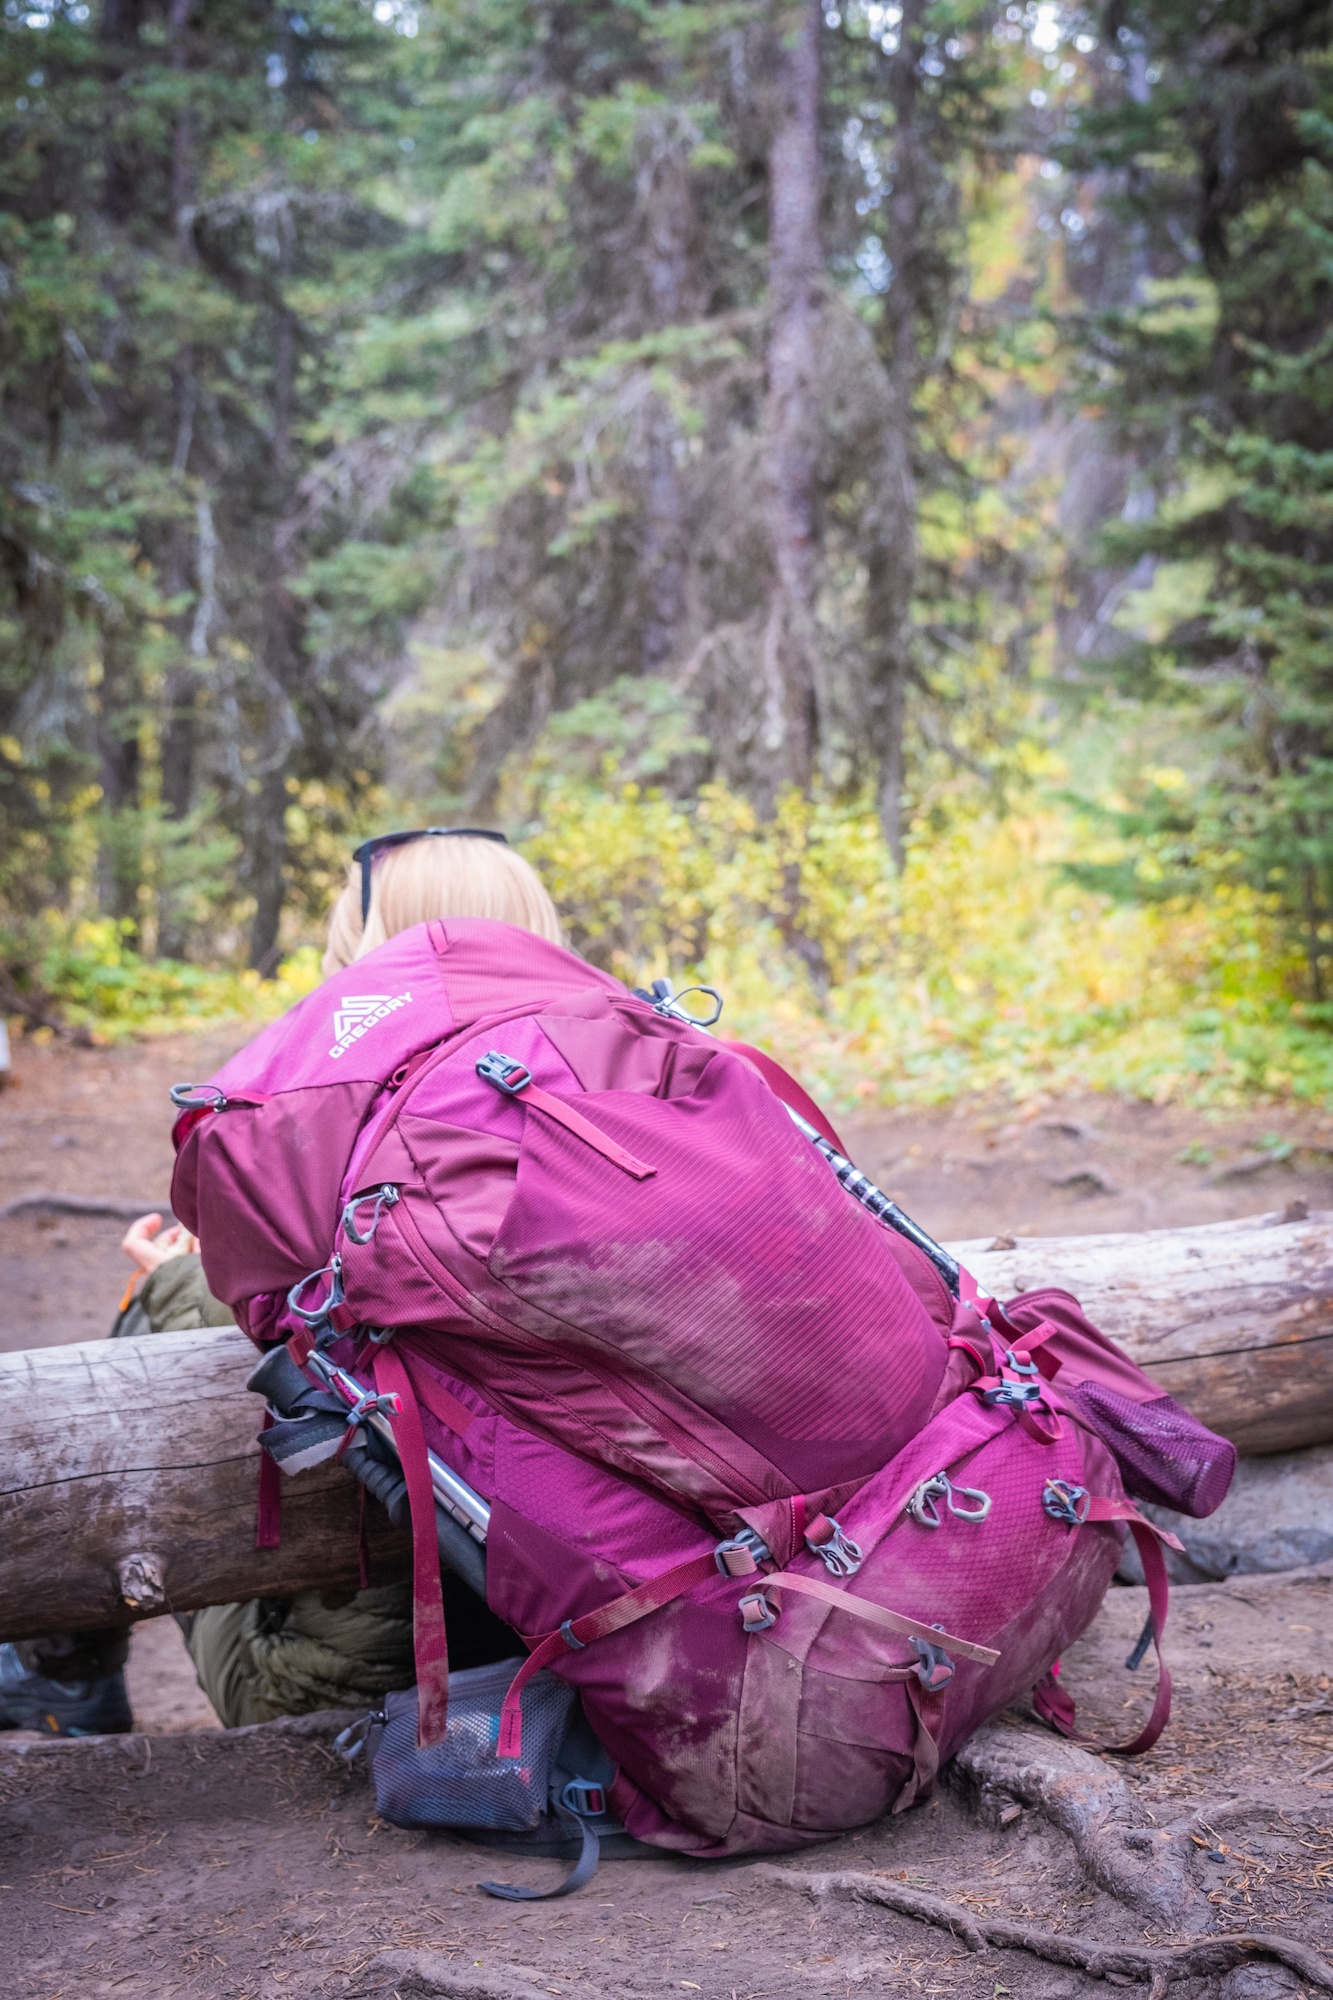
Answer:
[{"left": 304, "top": 1350, "right": 491, "bottom": 1544}]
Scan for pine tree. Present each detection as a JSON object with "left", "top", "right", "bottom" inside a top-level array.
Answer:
[
  {"left": 0, "top": 0, "right": 430, "bottom": 965},
  {"left": 1064, "top": 0, "right": 1333, "bottom": 995}
]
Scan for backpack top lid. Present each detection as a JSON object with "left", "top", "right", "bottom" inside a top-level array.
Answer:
[
  {"left": 169, "top": 921, "right": 624, "bottom": 1299},
  {"left": 205, "top": 919, "right": 625, "bottom": 1101}
]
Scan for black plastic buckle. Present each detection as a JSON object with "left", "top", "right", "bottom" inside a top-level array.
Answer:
[{"left": 476, "top": 1050, "right": 533, "bottom": 1096}]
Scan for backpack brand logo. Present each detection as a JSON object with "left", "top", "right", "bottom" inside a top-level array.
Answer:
[{"left": 328, "top": 990, "right": 413, "bottom": 1060}]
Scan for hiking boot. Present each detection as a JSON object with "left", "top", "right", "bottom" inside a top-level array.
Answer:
[{"left": 0, "top": 1642, "right": 133, "bottom": 1736}]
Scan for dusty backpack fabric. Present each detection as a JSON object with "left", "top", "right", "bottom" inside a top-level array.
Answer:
[{"left": 172, "top": 919, "right": 1235, "bottom": 1861}]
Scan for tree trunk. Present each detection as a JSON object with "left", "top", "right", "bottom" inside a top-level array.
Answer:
[
  {"left": 638, "top": 133, "right": 693, "bottom": 676},
  {"left": 0, "top": 1327, "right": 408, "bottom": 1642},
  {"left": 864, "top": 0, "right": 926, "bottom": 863},
  {"left": 761, "top": 0, "right": 823, "bottom": 800},
  {"left": 0, "top": 1210, "right": 1329, "bottom": 1643},
  {"left": 157, "top": 0, "right": 199, "bottom": 962},
  {"left": 948, "top": 1207, "right": 1333, "bottom": 1457},
  {"left": 248, "top": 248, "right": 300, "bottom": 973},
  {"left": 95, "top": 630, "right": 142, "bottom": 929}
]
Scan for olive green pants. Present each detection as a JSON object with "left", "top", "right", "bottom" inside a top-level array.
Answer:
[
  {"left": 121, "top": 1255, "right": 417, "bottom": 1728},
  {"left": 179, "top": 1583, "right": 416, "bottom": 1729}
]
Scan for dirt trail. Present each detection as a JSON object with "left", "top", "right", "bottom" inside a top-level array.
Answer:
[
  {"left": 6, "top": 1569, "right": 1333, "bottom": 2000},
  {"left": 5, "top": 1027, "right": 1333, "bottom": 1997}
]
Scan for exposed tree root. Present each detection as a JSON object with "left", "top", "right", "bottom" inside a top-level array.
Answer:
[
  {"left": 356, "top": 1951, "right": 609, "bottom": 2000},
  {"left": 757, "top": 1866, "right": 1333, "bottom": 1994},
  {"left": 948, "top": 1719, "right": 1198, "bottom": 1924}
]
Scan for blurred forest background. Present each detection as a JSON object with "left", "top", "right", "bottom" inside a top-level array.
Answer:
[{"left": 3, "top": 0, "right": 1333, "bottom": 1111}]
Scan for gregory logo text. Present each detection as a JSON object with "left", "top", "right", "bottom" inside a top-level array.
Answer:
[{"left": 329, "top": 991, "right": 412, "bottom": 1059}]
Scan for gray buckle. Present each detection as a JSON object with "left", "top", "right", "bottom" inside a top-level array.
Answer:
[
  {"left": 560, "top": 1777, "right": 606, "bottom": 1817},
  {"left": 739, "top": 1589, "right": 778, "bottom": 1633},
  {"left": 909, "top": 1633, "right": 955, "bottom": 1691},
  {"left": 715, "top": 1526, "right": 771, "bottom": 1575},
  {"left": 804, "top": 1515, "right": 863, "bottom": 1577},
  {"left": 1042, "top": 1479, "right": 1090, "bottom": 1526}
]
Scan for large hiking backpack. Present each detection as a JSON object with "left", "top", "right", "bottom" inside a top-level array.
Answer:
[{"left": 172, "top": 918, "right": 1235, "bottom": 1865}]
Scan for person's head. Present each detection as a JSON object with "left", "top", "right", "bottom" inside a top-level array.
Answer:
[{"left": 323, "top": 829, "right": 563, "bottom": 974}]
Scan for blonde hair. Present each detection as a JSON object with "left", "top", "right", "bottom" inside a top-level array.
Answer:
[{"left": 323, "top": 835, "right": 563, "bottom": 974}]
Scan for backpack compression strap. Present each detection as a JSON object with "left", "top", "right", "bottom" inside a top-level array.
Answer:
[
  {"left": 723, "top": 1041, "right": 846, "bottom": 1151},
  {"left": 1033, "top": 1511, "right": 1176, "bottom": 1757},
  {"left": 496, "top": 1544, "right": 1001, "bottom": 1758},
  {"left": 496, "top": 1548, "right": 738, "bottom": 1758},
  {"left": 373, "top": 1343, "right": 451, "bottom": 1747}
]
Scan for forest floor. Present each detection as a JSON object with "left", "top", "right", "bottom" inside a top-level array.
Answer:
[{"left": 3, "top": 1027, "right": 1333, "bottom": 1998}]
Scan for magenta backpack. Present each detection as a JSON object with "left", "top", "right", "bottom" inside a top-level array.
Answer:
[{"left": 172, "top": 919, "right": 1235, "bottom": 1873}]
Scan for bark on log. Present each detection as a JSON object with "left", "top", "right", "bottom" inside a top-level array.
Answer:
[
  {"left": 947, "top": 1207, "right": 1333, "bottom": 1457},
  {"left": 0, "top": 1326, "right": 409, "bottom": 1641},
  {"left": 0, "top": 1208, "right": 1329, "bottom": 1643}
]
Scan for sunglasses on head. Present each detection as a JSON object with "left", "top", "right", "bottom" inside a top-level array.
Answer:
[{"left": 351, "top": 827, "right": 509, "bottom": 924}]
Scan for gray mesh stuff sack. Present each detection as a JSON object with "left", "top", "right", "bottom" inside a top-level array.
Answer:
[{"left": 363, "top": 1656, "right": 574, "bottom": 1832}]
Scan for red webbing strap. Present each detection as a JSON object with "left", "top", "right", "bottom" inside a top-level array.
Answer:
[
  {"left": 515, "top": 1079, "right": 656, "bottom": 1180},
  {"left": 758, "top": 1571, "right": 1000, "bottom": 1666},
  {"left": 374, "top": 1344, "right": 450, "bottom": 1747},
  {"left": 498, "top": 1549, "right": 727, "bottom": 1759},
  {"left": 286, "top": 1325, "right": 316, "bottom": 1367},
  {"left": 1034, "top": 1517, "right": 1174, "bottom": 1757},
  {"left": 372, "top": 1339, "right": 476, "bottom": 1438},
  {"left": 723, "top": 1041, "right": 846, "bottom": 1152},
  {"left": 255, "top": 1413, "right": 282, "bottom": 1549},
  {"left": 1085, "top": 1495, "right": 1185, "bottom": 1551}
]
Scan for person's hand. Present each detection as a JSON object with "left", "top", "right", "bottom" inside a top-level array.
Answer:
[{"left": 120, "top": 1212, "right": 200, "bottom": 1275}]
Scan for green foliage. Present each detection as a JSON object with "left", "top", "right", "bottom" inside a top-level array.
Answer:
[
  {"left": 521, "top": 777, "right": 1329, "bottom": 1112},
  {"left": 0, "top": 0, "right": 435, "bottom": 964},
  {"left": 3, "top": 0, "right": 1333, "bottom": 1122},
  {"left": 1062, "top": 0, "right": 1333, "bottom": 999},
  {"left": 1, "top": 914, "right": 320, "bottom": 1037}
]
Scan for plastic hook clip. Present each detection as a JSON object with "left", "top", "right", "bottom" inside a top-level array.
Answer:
[{"left": 341, "top": 1183, "right": 400, "bottom": 1245}]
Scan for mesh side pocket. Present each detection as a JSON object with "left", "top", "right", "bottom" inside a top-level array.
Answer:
[
  {"left": 367, "top": 1657, "right": 576, "bottom": 1832},
  {"left": 1068, "top": 1382, "right": 1236, "bottom": 1518}
]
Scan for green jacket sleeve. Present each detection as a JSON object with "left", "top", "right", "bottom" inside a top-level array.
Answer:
[{"left": 138, "top": 1254, "right": 235, "bottom": 1333}]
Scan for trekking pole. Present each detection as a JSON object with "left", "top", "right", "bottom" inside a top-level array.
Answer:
[
  {"left": 247, "top": 1344, "right": 490, "bottom": 1598},
  {"left": 780, "top": 1105, "right": 961, "bottom": 1297},
  {"left": 308, "top": 1348, "right": 491, "bottom": 1545},
  {"left": 637, "top": 978, "right": 962, "bottom": 1297}
]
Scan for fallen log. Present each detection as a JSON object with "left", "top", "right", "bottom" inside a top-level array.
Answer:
[
  {"left": 0, "top": 1207, "right": 1329, "bottom": 1643},
  {"left": 947, "top": 1206, "right": 1333, "bottom": 1457},
  {"left": 0, "top": 1326, "right": 409, "bottom": 1641}
]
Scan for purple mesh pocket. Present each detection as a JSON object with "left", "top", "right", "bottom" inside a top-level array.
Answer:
[{"left": 1066, "top": 1382, "right": 1236, "bottom": 1519}]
